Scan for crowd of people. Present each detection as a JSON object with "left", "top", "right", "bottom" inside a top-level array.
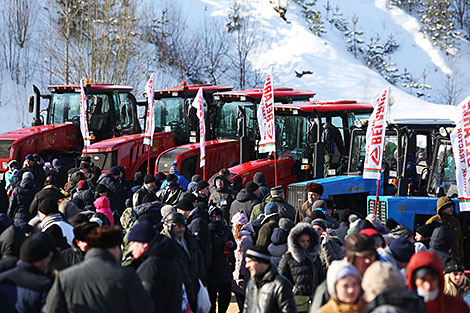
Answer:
[{"left": 0, "top": 154, "right": 468, "bottom": 313}]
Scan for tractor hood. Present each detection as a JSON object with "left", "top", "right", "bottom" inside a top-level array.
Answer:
[{"left": 85, "top": 132, "right": 173, "bottom": 153}]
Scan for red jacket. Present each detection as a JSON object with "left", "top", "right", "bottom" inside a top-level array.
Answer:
[{"left": 406, "top": 251, "right": 470, "bottom": 313}]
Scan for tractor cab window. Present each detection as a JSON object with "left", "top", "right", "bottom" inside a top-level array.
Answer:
[
  {"left": 428, "top": 139, "right": 455, "bottom": 195},
  {"left": 48, "top": 93, "right": 80, "bottom": 124},
  {"left": 154, "top": 97, "right": 188, "bottom": 142},
  {"left": 113, "top": 93, "right": 132, "bottom": 130},
  {"left": 276, "top": 115, "right": 306, "bottom": 162},
  {"left": 348, "top": 129, "right": 398, "bottom": 175},
  {"left": 216, "top": 101, "right": 255, "bottom": 140}
]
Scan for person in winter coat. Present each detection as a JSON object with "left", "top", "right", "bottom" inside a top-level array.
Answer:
[
  {"left": 295, "top": 182, "right": 323, "bottom": 223},
  {"left": 426, "top": 196, "right": 464, "bottom": 261},
  {"left": 268, "top": 218, "right": 295, "bottom": 267},
  {"left": 0, "top": 237, "right": 53, "bottom": 313},
  {"left": 161, "top": 212, "right": 204, "bottom": 312},
  {"left": 207, "top": 207, "right": 237, "bottom": 313},
  {"left": 253, "top": 172, "right": 270, "bottom": 200},
  {"left": 229, "top": 182, "right": 260, "bottom": 222},
  {"left": 269, "top": 186, "right": 296, "bottom": 222},
  {"left": 317, "top": 259, "right": 367, "bottom": 313},
  {"left": 362, "top": 261, "right": 425, "bottom": 313},
  {"left": 443, "top": 257, "right": 470, "bottom": 301},
  {"left": 94, "top": 196, "right": 114, "bottom": 226},
  {"left": 243, "top": 246, "right": 297, "bottom": 313},
  {"left": 29, "top": 176, "right": 66, "bottom": 218},
  {"left": 159, "top": 162, "right": 190, "bottom": 190},
  {"left": 72, "top": 179, "right": 95, "bottom": 208},
  {"left": 186, "top": 202, "right": 211, "bottom": 276},
  {"left": 311, "top": 218, "right": 345, "bottom": 270},
  {"left": 414, "top": 222, "right": 439, "bottom": 250},
  {"left": 21, "top": 154, "right": 46, "bottom": 189},
  {"left": 377, "top": 237, "right": 415, "bottom": 270},
  {"left": 137, "top": 232, "right": 189, "bottom": 313},
  {"left": 279, "top": 223, "right": 326, "bottom": 312},
  {"left": 256, "top": 203, "right": 280, "bottom": 248},
  {"left": 5, "top": 160, "right": 18, "bottom": 190},
  {"left": 96, "top": 166, "right": 125, "bottom": 214},
  {"left": 8, "top": 172, "right": 39, "bottom": 225},
  {"left": 38, "top": 198, "right": 74, "bottom": 246},
  {"left": 132, "top": 174, "right": 158, "bottom": 208},
  {"left": 335, "top": 209, "right": 353, "bottom": 241},
  {"left": 406, "top": 251, "right": 470, "bottom": 313},
  {"left": 156, "top": 174, "right": 185, "bottom": 205},
  {"left": 0, "top": 223, "right": 26, "bottom": 273},
  {"left": 428, "top": 225, "right": 455, "bottom": 266},
  {"left": 61, "top": 222, "right": 99, "bottom": 266},
  {"left": 43, "top": 226, "right": 154, "bottom": 313},
  {"left": 194, "top": 180, "right": 211, "bottom": 204},
  {"left": 209, "top": 174, "right": 237, "bottom": 223},
  {"left": 231, "top": 212, "right": 254, "bottom": 311}
]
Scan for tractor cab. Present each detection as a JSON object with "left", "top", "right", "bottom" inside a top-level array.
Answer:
[
  {"left": 211, "top": 100, "right": 373, "bottom": 191},
  {"left": 84, "top": 83, "right": 233, "bottom": 180},
  {"left": 0, "top": 82, "right": 141, "bottom": 174},
  {"left": 155, "top": 87, "right": 315, "bottom": 180}
]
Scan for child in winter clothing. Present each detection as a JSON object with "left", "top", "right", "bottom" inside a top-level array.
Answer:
[{"left": 93, "top": 196, "right": 114, "bottom": 225}]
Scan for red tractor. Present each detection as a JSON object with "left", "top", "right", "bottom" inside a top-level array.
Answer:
[
  {"left": 0, "top": 81, "right": 141, "bottom": 175},
  {"left": 154, "top": 87, "right": 316, "bottom": 180},
  {"left": 84, "top": 83, "right": 233, "bottom": 180},
  {"left": 209, "top": 100, "right": 374, "bottom": 191}
]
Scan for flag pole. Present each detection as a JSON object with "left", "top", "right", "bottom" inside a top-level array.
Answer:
[
  {"left": 374, "top": 178, "right": 380, "bottom": 215},
  {"left": 147, "top": 145, "right": 151, "bottom": 175},
  {"left": 274, "top": 151, "right": 278, "bottom": 186}
]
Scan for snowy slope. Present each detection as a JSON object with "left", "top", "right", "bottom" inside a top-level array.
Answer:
[{"left": 1, "top": 0, "right": 468, "bottom": 132}]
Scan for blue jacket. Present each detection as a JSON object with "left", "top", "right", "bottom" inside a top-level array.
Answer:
[{"left": 0, "top": 261, "right": 52, "bottom": 313}]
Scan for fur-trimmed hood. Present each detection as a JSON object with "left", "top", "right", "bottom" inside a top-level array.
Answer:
[{"left": 287, "top": 222, "right": 320, "bottom": 263}]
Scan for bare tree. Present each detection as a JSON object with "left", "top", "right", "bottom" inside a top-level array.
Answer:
[
  {"left": 452, "top": 0, "right": 469, "bottom": 30},
  {"left": 435, "top": 58, "right": 465, "bottom": 106}
]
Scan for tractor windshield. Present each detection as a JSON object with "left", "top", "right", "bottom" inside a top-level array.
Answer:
[
  {"left": 348, "top": 129, "right": 399, "bottom": 176},
  {"left": 276, "top": 115, "right": 307, "bottom": 162},
  {"left": 154, "top": 97, "right": 189, "bottom": 143},
  {"left": 428, "top": 138, "right": 456, "bottom": 195},
  {"left": 48, "top": 93, "right": 112, "bottom": 124},
  {"left": 215, "top": 101, "right": 255, "bottom": 140}
]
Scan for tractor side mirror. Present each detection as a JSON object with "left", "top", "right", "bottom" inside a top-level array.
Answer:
[{"left": 28, "top": 94, "right": 35, "bottom": 113}]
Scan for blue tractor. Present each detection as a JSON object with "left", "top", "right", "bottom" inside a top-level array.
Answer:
[{"left": 287, "top": 118, "right": 455, "bottom": 220}]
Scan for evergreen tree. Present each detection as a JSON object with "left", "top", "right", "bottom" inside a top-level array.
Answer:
[
  {"left": 383, "top": 33, "right": 400, "bottom": 53},
  {"left": 420, "top": 0, "right": 458, "bottom": 50},
  {"left": 381, "top": 56, "right": 400, "bottom": 84},
  {"left": 365, "top": 34, "right": 384, "bottom": 70},
  {"left": 331, "top": 6, "right": 348, "bottom": 32},
  {"left": 345, "top": 14, "right": 363, "bottom": 57},
  {"left": 390, "top": 0, "right": 419, "bottom": 12},
  {"left": 293, "top": 0, "right": 326, "bottom": 36}
]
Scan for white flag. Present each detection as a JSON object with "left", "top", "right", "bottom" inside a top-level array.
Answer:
[
  {"left": 191, "top": 87, "right": 205, "bottom": 167},
  {"left": 363, "top": 87, "right": 391, "bottom": 180},
  {"left": 257, "top": 70, "right": 276, "bottom": 153},
  {"left": 143, "top": 73, "right": 155, "bottom": 146},
  {"left": 450, "top": 96, "right": 470, "bottom": 211},
  {"left": 79, "top": 79, "right": 90, "bottom": 147}
]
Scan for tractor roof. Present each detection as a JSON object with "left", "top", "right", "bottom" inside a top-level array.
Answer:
[
  {"left": 153, "top": 84, "right": 233, "bottom": 97},
  {"left": 274, "top": 100, "right": 373, "bottom": 115},
  {"left": 213, "top": 87, "right": 315, "bottom": 101},
  {"left": 48, "top": 84, "right": 133, "bottom": 92}
]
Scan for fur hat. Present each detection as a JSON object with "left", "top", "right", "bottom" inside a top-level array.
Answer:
[
  {"left": 390, "top": 224, "right": 413, "bottom": 239},
  {"left": 362, "top": 261, "right": 406, "bottom": 302},
  {"left": 87, "top": 225, "right": 122, "bottom": 248},
  {"left": 306, "top": 182, "right": 324, "bottom": 195}
]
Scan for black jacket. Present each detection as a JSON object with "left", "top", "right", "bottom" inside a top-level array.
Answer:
[
  {"left": 133, "top": 185, "right": 158, "bottom": 208},
  {"left": 156, "top": 182, "right": 185, "bottom": 205},
  {"left": 365, "top": 288, "right": 426, "bottom": 313},
  {"left": 29, "top": 185, "right": 66, "bottom": 216},
  {"left": 8, "top": 177, "right": 39, "bottom": 225},
  {"left": 243, "top": 264, "right": 297, "bottom": 313},
  {"left": 0, "top": 261, "right": 52, "bottom": 313},
  {"left": 73, "top": 189, "right": 96, "bottom": 207},
  {"left": 229, "top": 189, "right": 260, "bottom": 222},
  {"left": 61, "top": 241, "right": 86, "bottom": 266},
  {"left": 137, "top": 235, "right": 188, "bottom": 313},
  {"left": 22, "top": 163, "right": 46, "bottom": 189},
  {"left": 43, "top": 248, "right": 154, "bottom": 313},
  {"left": 187, "top": 207, "right": 211, "bottom": 274},
  {"left": 271, "top": 197, "right": 296, "bottom": 221},
  {"left": 0, "top": 225, "right": 26, "bottom": 273},
  {"left": 278, "top": 223, "right": 325, "bottom": 297},
  {"left": 207, "top": 220, "right": 236, "bottom": 285}
]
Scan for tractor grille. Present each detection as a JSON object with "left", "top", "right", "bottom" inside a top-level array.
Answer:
[
  {"left": 368, "top": 199, "right": 387, "bottom": 224},
  {"left": 287, "top": 185, "right": 307, "bottom": 209}
]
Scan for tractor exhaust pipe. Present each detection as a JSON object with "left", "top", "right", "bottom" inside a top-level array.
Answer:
[{"left": 31, "top": 85, "right": 43, "bottom": 126}]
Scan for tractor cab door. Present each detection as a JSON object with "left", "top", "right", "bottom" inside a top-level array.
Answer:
[
  {"left": 112, "top": 92, "right": 141, "bottom": 135},
  {"left": 88, "top": 94, "right": 113, "bottom": 142},
  {"left": 310, "top": 109, "right": 325, "bottom": 179},
  {"left": 427, "top": 136, "right": 456, "bottom": 197}
]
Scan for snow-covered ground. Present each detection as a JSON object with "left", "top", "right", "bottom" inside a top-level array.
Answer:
[{"left": 1, "top": 0, "right": 468, "bottom": 132}]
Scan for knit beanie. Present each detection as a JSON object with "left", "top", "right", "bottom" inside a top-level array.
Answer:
[
  {"left": 309, "top": 210, "right": 326, "bottom": 220},
  {"left": 20, "top": 238, "right": 51, "bottom": 263},
  {"left": 169, "top": 162, "right": 178, "bottom": 174},
  {"left": 415, "top": 223, "right": 436, "bottom": 238},
  {"left": 362, "top": 261, "right": 406, "bottom": 302},
  {"left": 144, "top": 174, "right": 155, "bottom": 184},
  {"left": 246, "top": 245, "right": 271, "bottom": 264},
  {"left": 176, "top": 199, "right": 193, "bottom": 211},
  {"left": 191, "top": 174, "right": 203, "bottom": 183},
  {"left": 390, "top": 224, "right": 413, "bottom": 239},
  {"left": 128, "top": 221, "right": 157, "bottom": 243},
  {"left": 38, "top": 198, "right": 59, "bottom": 216},
  {"left": 279, "top": 217, "right": 295, "bottom": 232},
  {"left": 166, "top": 174, "right": 178, "bottom": 183},
  {"left": 264, "top": 202, "right": 278, "bottom": 215},
  {"left": 245, "top": 181, "right": 259, "bottom": 194},
  {"left": 312, "top": 200, "right": 328, "bottom": 216},
  {"left": 444, "top": 257, "right": 465, "bottom": 274},
  {"left": 253, "top": 172, "right": 266, "bottom": 186},
  {"left": 327, "top": 260, "right": 361, "bottom": 300},
  {"left": 231, "top": 212, "right": 248, "bottom": 226},
  {"left": 311, "top": 218, "right": 327, "bottom": 232},
  {"left": 389, "top": 237, "right": 415, "bottom": 263},
  {"left": 108, "top": 166, "right": 121, "bottom": 176},
  {"left": 196, "top": 180, "right": 209, "bottom": 192}
]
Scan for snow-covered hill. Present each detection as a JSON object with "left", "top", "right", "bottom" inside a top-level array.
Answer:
[{"left": 1, "top": 0, "right": 469, "bottom": 132}]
